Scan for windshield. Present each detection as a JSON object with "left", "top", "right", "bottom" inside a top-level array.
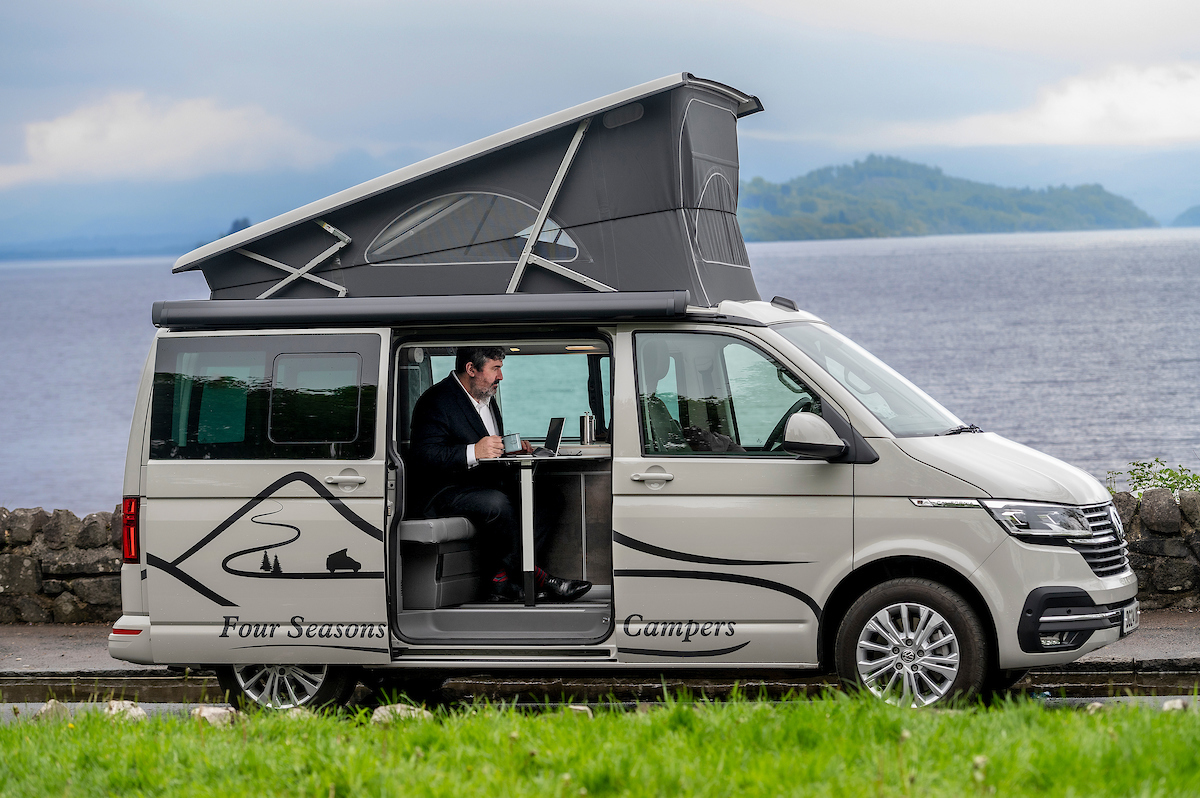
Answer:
[{"left": 773, "top": 322, "right": 962, "bottom": 437}]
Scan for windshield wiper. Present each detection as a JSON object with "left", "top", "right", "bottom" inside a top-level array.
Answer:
[{"left": 940, "top": 424, "right": 983, "bottom": 436}]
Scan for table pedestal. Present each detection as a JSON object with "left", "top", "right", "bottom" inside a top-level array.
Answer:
[{"left": 519, "top": 459, "right": 535, "bottom": 607}]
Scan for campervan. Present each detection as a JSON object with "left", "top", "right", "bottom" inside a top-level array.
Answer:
[{"left": 109, "top": 74, "right": 1138, "bottom": 708}]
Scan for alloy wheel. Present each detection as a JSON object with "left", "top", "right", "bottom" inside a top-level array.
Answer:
[
  {"left": 854, "top": 601, "right": 961, "bottom": 707},
  {"left": 231, "top": 663, "right": 331, "bottom": 709}
]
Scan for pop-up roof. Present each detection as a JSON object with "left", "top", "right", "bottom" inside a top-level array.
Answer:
[{"left": 174, "top": 73, "right": 763, "bottom": 307}]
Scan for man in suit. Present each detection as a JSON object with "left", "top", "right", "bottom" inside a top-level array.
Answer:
[{"left": 409, "top": 346, "right": 591, "bottom": 602}]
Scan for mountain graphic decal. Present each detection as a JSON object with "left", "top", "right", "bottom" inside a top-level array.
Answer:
[{"left": 146, "top": 471, "right": 385, "bottom": 607}]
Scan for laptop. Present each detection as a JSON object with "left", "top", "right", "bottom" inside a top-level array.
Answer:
[{"left": 531, "top": 417, "right": 565, "bottom": 457}]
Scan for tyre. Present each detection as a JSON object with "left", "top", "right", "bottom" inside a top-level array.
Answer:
[
  {"left": 834, "top": 578, "right": 988, "bottom": 707},
  {"left": 362, "top": 671, "right": 447, "bottom": 707},
  {"left": 985, "top": 668, "right": 1029, "bottom": 694},
  {"left": 217, "top": 664, "right": 358, "bottom": 710}
]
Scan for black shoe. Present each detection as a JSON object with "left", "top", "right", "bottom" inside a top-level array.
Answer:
[
  {"left": 537, "top": 573, "right": 592, "bottom": 602},
  {"left": 488, "top": 575, "right": 524, "bottom": 602}
]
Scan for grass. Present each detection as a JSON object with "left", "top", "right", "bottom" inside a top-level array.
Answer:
[{"left": 3, "top": 691, "right": 1200, "bottom": 797}]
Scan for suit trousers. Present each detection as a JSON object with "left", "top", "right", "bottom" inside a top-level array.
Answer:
[{"left": 429, "top": 486, "right": 548, "bottom": 577}]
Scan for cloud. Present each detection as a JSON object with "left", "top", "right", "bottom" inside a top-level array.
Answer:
[
  {"left": 0, "top": 93, "right": 335, "bottom": 188},
  {"left": 877, "top": 64, "right": 1200, "bottom": 148},
  {"left": 737, "top": 0, "right": 1200, "bottom": 62}
]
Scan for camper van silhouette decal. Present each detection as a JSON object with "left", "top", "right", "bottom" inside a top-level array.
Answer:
[
  {"left": 325, "top": 549, "right": 362, "bottom": 573},
  {"left": 146, "top": 471, "right": 384, "bottom": 607}
]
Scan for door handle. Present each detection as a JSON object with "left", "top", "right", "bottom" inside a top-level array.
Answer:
[
  {"left": 325, "top": 475, "right": 367, "bottom": 485},
  {"left": 630, "top": 472, "right": 674, "bottom": 482}
]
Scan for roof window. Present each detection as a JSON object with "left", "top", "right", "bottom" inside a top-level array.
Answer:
[{"left": 366, "top": 192, "right": 578, "bottom": 265}]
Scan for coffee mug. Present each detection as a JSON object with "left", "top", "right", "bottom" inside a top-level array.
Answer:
[{"left": 502, "top": 432, "right": 523, "bottom": 454}]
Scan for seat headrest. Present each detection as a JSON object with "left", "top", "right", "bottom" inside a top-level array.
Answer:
[{"left": 640, "top": 338, "right": 671, "bottom": 387}]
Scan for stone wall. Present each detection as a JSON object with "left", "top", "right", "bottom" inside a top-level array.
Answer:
[
  {"left": 0, "top": 505, "right": 123, "bottom": 623},
  {"left": 1114, "top": 489, "right": 1200, "bottom": 609}
]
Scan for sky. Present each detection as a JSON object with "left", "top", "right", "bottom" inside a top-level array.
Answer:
[{"left": 3, "top": 0, "right": 1200, "bottom": 255}]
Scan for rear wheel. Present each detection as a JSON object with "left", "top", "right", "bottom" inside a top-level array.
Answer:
[
  {"left": 217, "top": 664, "right": 357, "bottom": 710},
  {"left": 835, "top": 578, "right": 988, "bottom": 707},
  {"left": 363, "top": 671, "right": 447, "bottom": 707}
]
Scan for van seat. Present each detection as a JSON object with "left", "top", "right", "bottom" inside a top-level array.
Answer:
[
  {"left": 399, "top": 517, "right": 476, "bottom": 545},
  {"left": 398, "top": 517, "right": 483, "bottom": 609}
]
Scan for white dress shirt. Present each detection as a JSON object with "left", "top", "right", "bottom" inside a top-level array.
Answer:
[{"left": 455, "top": 374, "right": 498, "bottom": 468}]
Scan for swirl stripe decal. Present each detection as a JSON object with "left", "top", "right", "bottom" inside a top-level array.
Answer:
[
  {"left": 613, "top": 531, "right": 810, "bottom": 566},
  {"left": 614, "top": 568, "right": 822, "bottom": 621},
  {"left": 230, "top": 643, "right": 388, "bottom": 653},
  {"left": 619, "top": 641, "right": 750, "bottom": 658}
]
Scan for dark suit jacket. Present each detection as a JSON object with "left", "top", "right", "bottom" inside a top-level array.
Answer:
[{"left": 408, "top": 374, "right": 512, "bottom": 514}]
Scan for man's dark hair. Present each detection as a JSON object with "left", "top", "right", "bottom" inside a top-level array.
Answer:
[{"left": 455, "top": 346, "right": 506, "bottom": 374}]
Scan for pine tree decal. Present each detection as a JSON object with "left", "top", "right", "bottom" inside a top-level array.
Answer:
[
  {"left": 260, "top": 551, "right": 271, "bottom": 572},
  {"left": 272, "top": 555, "right": 282, "bottom": 575}
]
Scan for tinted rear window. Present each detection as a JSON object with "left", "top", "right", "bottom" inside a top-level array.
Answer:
[{"left": 149, "top": 334, "right": 379, "bottom": 460}]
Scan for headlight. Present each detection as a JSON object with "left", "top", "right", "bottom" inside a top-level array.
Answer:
[{"left": 981, "top": 500, "right": 1093, "bottom": 544}]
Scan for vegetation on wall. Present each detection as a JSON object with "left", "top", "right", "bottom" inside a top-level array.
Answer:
[
  {"left": 737, "top": 155, "right": 1158, "bottom": 242},
  {"left": 1108, "top": 458, "right": 1200, "bottom": 497}
]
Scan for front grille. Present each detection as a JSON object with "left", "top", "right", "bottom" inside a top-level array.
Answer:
[{"left": 1067, "top": 503, "right": 1130, "bottom": 577}]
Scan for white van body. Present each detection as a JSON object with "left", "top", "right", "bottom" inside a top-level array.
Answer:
[{"left": 110, "top": 75, "right": 1137, "bottom": 708}]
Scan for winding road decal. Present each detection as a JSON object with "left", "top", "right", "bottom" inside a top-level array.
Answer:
[{"left": 220, "top": 504, "right": 384, "bottom": 580}]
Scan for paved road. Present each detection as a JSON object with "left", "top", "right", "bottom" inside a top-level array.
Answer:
[
  {"left": 2, "top": 610, "right": 1199, "bottom": 706},
  {"left": 1067, "top": 607, "right": 1200, "bottom": 669}
]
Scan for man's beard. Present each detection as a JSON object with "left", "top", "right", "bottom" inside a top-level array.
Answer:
[{"left": 470, "top": 380, "right": 498, "bottom": 400}]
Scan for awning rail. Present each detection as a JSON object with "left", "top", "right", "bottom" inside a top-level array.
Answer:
[{"left": 152, "top": 290, "right": 691, "bottom": 330}]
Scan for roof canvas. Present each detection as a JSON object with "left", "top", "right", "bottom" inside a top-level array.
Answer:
[{"left": 175, "top": 73, "right": 764, "bottom": 307}]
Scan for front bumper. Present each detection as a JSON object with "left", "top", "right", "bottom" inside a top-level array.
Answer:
[
  {"left": 975, "top": 536, "right": 1138, "bottom": 669},
  {"left": 1017, "top": 587, "right": 1138, "bottom": 653}
]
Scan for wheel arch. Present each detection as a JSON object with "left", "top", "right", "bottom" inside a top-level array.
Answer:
[{"left": 818, "top": 556, "right": 998, "bottom": 675}]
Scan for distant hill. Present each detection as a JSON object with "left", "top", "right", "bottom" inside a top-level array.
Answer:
[
  {"left": 1171, "top": 205, "right": 1200, "bottom": 227},
  {"left": 737, "top": 155, "right": 1158, "bottom": 241}
]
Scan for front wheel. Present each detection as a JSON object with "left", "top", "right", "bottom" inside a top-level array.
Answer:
[
  {"left": 217, "top": 664, "right": 358, "bottom": 710},
  {"left": 834, "top": 578, "right": 988, "bottom": 707}
]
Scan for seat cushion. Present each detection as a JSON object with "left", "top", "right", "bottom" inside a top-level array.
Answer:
[{"left": 398, "top": 517, "right": 477, "bottom": 544}]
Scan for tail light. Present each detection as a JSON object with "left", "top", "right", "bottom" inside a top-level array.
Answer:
[{"left": 121, "top": 496, "right": 140, "bottom": 563}]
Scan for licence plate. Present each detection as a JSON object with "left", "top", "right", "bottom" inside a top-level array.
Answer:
[{"left": 1122, "top": 600, "right": 1140, "bottom": 635}]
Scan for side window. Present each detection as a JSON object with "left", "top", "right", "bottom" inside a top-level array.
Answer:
[
  {"left": 150, "top": 335, "right": 379, "bottom": 460},
  {"left": 497, "top": 354, "right": 608, "bottom": 441},
  {"left": 269, "top": 354, "right": 362, "bottom": 444},
  {"left": 635, "top": 332, "right": 821, "bottom": 456},
  {"left": 403, "top": 348, "right": 610, "bottom": 443}
]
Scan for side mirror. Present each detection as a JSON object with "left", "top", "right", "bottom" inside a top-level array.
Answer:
[{"left": 782, "top": 412, "right": 848, "bottom": 460}]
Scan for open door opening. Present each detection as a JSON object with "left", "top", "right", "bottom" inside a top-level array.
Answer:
[{"left": 388, "top": 335, "right": 614, "bottom": 646}]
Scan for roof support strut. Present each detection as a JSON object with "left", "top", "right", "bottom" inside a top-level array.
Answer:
[
  {"left": 240, "top": 220, "right": 351, "bottom": 299},
  {"left": 506, "top": 119, "right": 614, "bottom": 294}
]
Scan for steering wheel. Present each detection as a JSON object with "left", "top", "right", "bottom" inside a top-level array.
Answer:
[{"left": 763, "top": 397, "right": 815, "bottom": 452}]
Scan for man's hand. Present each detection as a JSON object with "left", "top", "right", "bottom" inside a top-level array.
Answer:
[
  {"left": 474, "top": 436, "right": 505, "bottom": 460},
  {"left": 520, "top": 440, "right": 533, "bottom": 454}
]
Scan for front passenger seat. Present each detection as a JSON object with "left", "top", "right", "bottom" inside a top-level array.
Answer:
[{"left": 639, "top": 339, "right": 689, "bottom": 453}]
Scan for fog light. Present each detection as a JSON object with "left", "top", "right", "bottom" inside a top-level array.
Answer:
[{"left": 1040, "top": 633, "right": 1070, "bottom": 648}]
